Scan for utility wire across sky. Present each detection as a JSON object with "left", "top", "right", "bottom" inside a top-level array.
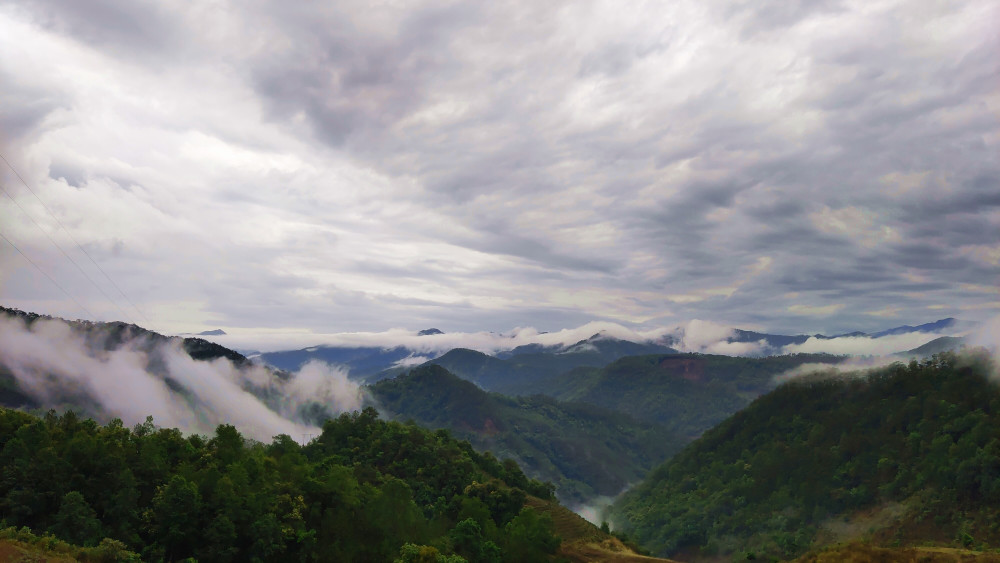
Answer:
[
  {"left": 0, "top": 152, "right": 155, "bottom": 330},
  {"left": 0, "top": 228, "right": 95, "bottom": 320}
]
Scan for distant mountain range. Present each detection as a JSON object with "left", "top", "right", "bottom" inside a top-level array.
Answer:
[
  {"left": 254, "top": 318, "right": 969, "bottom": 383},
  {"left": 697, "top": 317, "right": 970, "bottom": 354},
  {"left": 868, "top": 317, "right": 964, "bottom": 338}
]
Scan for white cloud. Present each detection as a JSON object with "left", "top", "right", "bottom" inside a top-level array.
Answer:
[
  {"left": 0, "top": 314, "right": 364, "bottom": 441},
  {"left": 968, "top": 314, "right": 1000, "bottom": 353},
  {"left": 782, "top": 332, "right": 942, "bottom": 357},
  {"left": 772, "top": 356, "right": 901, "bottom": 385}
]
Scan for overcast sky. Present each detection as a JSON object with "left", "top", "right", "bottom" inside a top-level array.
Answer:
[{"left": 0, "top": 0, "right": 997, "bottom": 342}]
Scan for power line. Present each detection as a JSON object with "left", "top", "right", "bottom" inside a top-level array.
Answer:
[
  {"left": 0, "top": 228, "right": 96, "bottom": 320},
  {"left": 0, "top": 152, "right": 155, "bottom": 329},
  {"left": 1, "top": 183, "right": 136, "bottom": 324}
]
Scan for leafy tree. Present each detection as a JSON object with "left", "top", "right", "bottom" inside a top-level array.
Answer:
[
  {"left": 151, "top": 475, "right": 202, "bottom": 560},
  {"left": 51, "top": 490, "right": 101, "bottom": 546},
  {"left": 502, "top": 507, "right": 559, "bottom": 563},
  {"left": 396, "top": 543, "right": 467, "bottom": 563}
]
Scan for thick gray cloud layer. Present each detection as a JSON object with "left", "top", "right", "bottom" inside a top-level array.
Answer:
[{"left": 0, "top": 0, "right": 997, "bottom": 339}]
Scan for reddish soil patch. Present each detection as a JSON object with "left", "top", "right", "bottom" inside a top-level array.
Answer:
[
  {"left": 658, "top": 356, "right": 706, "bottom": 382},
  {"left": 482, "top": 417, "right": 499, "bottom": 435},
  {"left": 0, "top": 542, "right": 22, "bottom": 563}
]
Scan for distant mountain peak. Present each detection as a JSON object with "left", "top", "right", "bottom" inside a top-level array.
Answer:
[
  {"left": 417, "top": 328, "right": 444, "bottom": 336},
  {"left": 870, "top": 318, "right": 962, "bottom": 338},
  {"left": 198, "top": 329, "right": 227, "bottom": 336}
]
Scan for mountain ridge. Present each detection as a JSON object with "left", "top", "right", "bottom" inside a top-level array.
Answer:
[{"left": 250, "top": 316, "right": 967, "bottom": 379}]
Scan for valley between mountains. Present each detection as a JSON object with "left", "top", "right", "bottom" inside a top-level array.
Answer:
[{"left": 0, "top": 305, "right": 996, "bottom": 562}]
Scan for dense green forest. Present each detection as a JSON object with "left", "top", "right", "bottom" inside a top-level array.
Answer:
[
  {"left": 0, "top": 406, "right": 562, "bottom": 562},
  {"left": 535, "top": 353, "right": 842, "bottom": 438},
  {"left": 370, "top": 365, "right": 684, "bottom": 504},
  {"left": 612, "top": 350, "right": 1000, "bottom": 560}
]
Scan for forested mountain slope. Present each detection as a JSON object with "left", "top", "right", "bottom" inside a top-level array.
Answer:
[
  {"left": 536, "top": 353, "right": 843, "bottom": 438},
  {"left": 0, "top": 406, "right": 564, "bottom": 562},
  {"left": 897, "top": 336, "right": 966, "bottom": 358},
  {"left": 370, "top": 365, "right": 685, "bottom": 504},
  {"left": 612, "top": 351, "right": 1000, "bottom": 561}
]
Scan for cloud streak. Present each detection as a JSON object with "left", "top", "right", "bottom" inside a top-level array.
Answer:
[
  {"left": 774, "top": 314, "right": 1000, "bottom": 382},
  {"left": 781, "top": 332, "right": 944, "bottom": 357}
]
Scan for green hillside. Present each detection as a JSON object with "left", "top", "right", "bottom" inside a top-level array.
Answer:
[
  {"left": 370, "top": 365, "right": 684, "bottom": 504},
  {"left": 611, "top": 350, "right": 1000, "bottom": 560},
  {"left": 897, "top": 336, "right": 966, "bottom": 358},
  {"left": 423, "top": 336, "right": 678, "bottom": 396},
  {"left": 539, "top": 353, "right": 843, "bottom": 438},
  {"left": 0, "top": 406, "right": 563, "bottom": 562}
]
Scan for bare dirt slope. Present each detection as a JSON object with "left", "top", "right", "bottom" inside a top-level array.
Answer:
[{"left": 0, "top": 539, "right": 76, "bottom": 563}]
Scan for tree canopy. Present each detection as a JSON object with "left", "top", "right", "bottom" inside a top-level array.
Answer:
[
  {"left": 613, "top": 351, "right": 1000, "bottom": 560},
  {"left": 0, "top": 406, "right": 560, "bottom": 562}
]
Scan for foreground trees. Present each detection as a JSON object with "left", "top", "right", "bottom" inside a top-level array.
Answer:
[
  {"left": 614, "top": 351, "right": 1000, "bottom": 560},
  {"left": 0, "top": 406, "right": 559, "bottom": 562}
]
